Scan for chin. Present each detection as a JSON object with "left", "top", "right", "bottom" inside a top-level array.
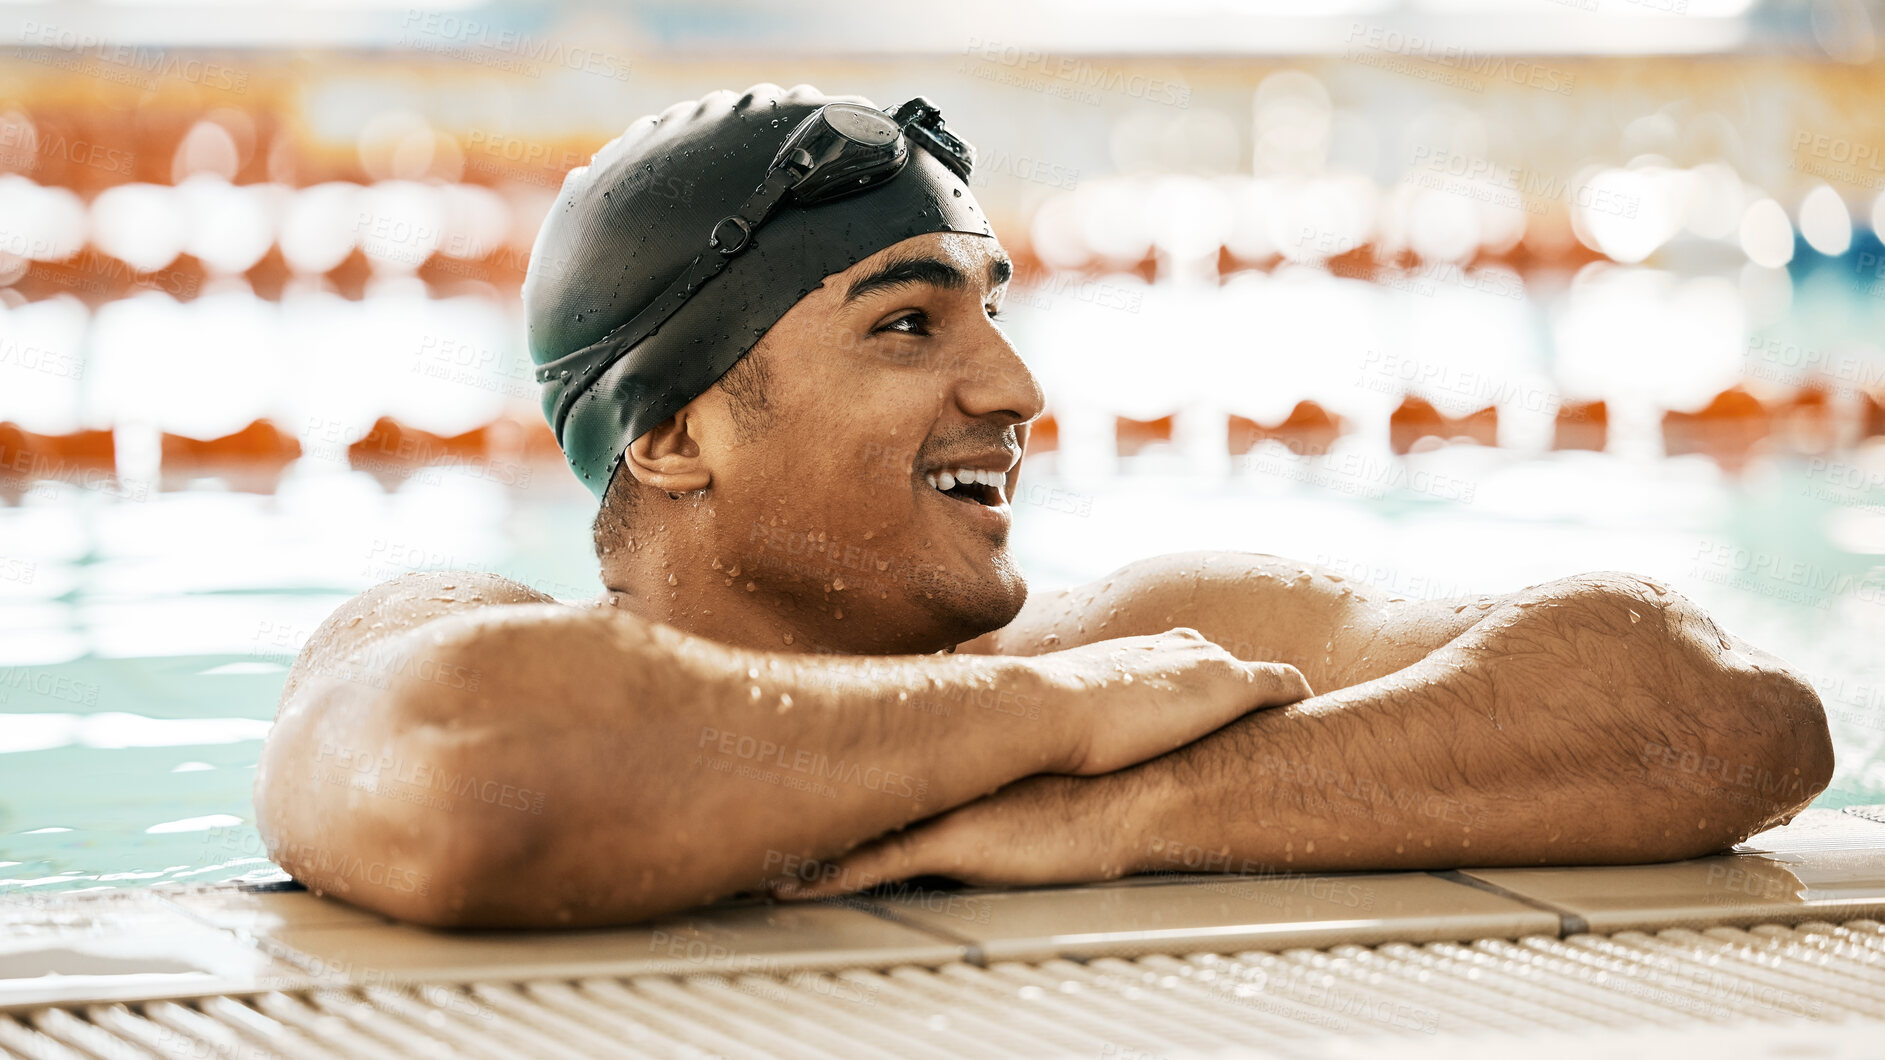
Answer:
[{"left": 916, "top": 548, "right": 1029, "bottom": 646}]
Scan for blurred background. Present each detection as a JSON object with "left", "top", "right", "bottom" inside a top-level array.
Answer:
[{"left": 4, "top": 0, "right": 1885, "bottom": 891}]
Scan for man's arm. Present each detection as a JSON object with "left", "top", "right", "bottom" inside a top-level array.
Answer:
[
  {"left": 253, "top": 571, "right": 1309, "bottom": 928},
  {"left": 784, "top": 556, "right": 1834, "bottom": 893}
]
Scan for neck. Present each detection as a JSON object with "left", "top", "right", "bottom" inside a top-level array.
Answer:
[{"left": 601, "top": 535, "right": 953, "bottom": 657}]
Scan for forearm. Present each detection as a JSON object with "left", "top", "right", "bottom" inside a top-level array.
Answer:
[
  {"left": 259, "top": 603, "right": 1079, "bottom": 925},
  {"left": 1117, "top": 576, "right": 1832, "bottom": 873}
]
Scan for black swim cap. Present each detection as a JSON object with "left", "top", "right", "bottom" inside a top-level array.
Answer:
[{"left": 523, "top": 83, "right": 995, "bottom": 499}]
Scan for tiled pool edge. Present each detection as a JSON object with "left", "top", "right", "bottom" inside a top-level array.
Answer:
[{"left": 3, "top": 807, "right": 1883, "bottom": 1013}]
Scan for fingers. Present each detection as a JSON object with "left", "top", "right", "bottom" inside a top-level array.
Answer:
[
  {"left": 1242, "top": 661, "right": 1314, "bottom": 706},
  {"left": 769, "top": 829, "right": 932, "bottom": 900}
]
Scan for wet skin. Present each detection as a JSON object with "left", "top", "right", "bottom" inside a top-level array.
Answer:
[{"left": 255, "top": 233, "right": 1834, "bottom": 928}]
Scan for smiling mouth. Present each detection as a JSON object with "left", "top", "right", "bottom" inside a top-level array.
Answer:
[{"left": 922, "top": 468, "right": 1006, "bottom": 507}]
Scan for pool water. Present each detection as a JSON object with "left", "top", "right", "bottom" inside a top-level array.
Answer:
[{"left": 3, "top": 448, "right": 1883, "bottom": 892}]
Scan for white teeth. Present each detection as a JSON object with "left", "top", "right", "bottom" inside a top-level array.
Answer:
[{"left": 924, "top": 466, "right": 1008, "bottom": 502}]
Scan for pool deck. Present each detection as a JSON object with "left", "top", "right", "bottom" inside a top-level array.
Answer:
[{"left": 5, "top": 807, "right": 1885, "bottom": 1015}]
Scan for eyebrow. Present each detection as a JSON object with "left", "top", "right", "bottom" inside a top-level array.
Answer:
[{"left": 842, "top": 254, "right": 1014, "bottom": 306}]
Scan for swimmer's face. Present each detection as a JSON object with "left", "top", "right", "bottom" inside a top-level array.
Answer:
[{"left": 693, "top": 232, "right": 1043, "bottom": 652}]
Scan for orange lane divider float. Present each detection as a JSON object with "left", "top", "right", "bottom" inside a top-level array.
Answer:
[
  {"left": 1114, "top": 413, "right": 1175, "bottom": 458},
  {"left": 0, "top": 422, "right": 118, "bottom": 501},
  {"left": 160, "top": 419, "right": 303, "bottom": 493},
  {"left": 343, "top": 412, "right": 564, "bottom": 490},
  {"left": 1662, "top": 386, "right": 1770, "bottom": 471},
  {"left": 1229, "top": 400, "right": 1342, "bottom": 459},
  {"left": 1553, "top": 400, "right": 1608, "bottom": 453},
  {"left": 1388, "top": 396, "right": 1497, "bottom": 455}
]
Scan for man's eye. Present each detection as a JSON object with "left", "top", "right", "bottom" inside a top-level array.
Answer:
[{"left": 878, "top": 311, "right": 930, "bottom": 336}]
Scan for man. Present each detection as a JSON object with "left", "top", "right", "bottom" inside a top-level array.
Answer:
[{"left": 255, "top": 84, "right": 1832, "bottom": 929}]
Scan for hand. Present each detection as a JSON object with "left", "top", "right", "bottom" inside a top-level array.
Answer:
[
  {"left": 769, "top": 773, "right": 1137, "bottom": 898},
  {"left": 1040, "top": 628, "right": 1310, "bottom": 776}
]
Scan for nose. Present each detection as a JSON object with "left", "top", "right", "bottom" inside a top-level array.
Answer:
[{"left": 954, "top": 313, "right": 1045, "bottom": 429}]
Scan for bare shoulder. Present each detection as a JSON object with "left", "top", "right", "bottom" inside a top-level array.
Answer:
[
  {"left": 277, "top": 570, "right": 564, "bottom": 712},
  {"left": 972, "top": 551, "right": 1353, "bottom": 657}
]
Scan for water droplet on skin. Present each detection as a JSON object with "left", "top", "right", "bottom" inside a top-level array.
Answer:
[
  {"left": 747, "top": 581, "right": 757, "bottom": 592},
  {"left": 1628, "top": 609, "right": 1640, "bottom": 624},
  {"left": 783, "top": 632, "right": 794, "bottom": 645},
  {"left": 748, "top": 667, "right": 760, "bottom": 680},
  {"left": 832, "top": 577, "right": 845, "bottom": 591},
  {"left": 750, "top": 685, "right": 762, "bottom": 700},
  {"left": 668, "top": 573, "right": 678, "bottom": 586},
  {"left": 348, "top": 616, "right": 363, "bottom": 626},
  {"left": 777, "top": 693, "right": 793, "bottom": 713}
]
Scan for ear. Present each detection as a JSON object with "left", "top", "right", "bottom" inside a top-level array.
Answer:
[{"left": 621, "top": 408, "right": 713, "bottom": 494}]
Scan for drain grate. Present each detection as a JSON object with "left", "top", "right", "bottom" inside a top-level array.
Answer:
[{"left": 3, "top": 919, "right": 1883, "bottom": 1058}]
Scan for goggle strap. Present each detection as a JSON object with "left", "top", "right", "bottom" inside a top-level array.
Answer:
[{"left": 535, "top": 165, "right": 801, "bottom": 437}]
